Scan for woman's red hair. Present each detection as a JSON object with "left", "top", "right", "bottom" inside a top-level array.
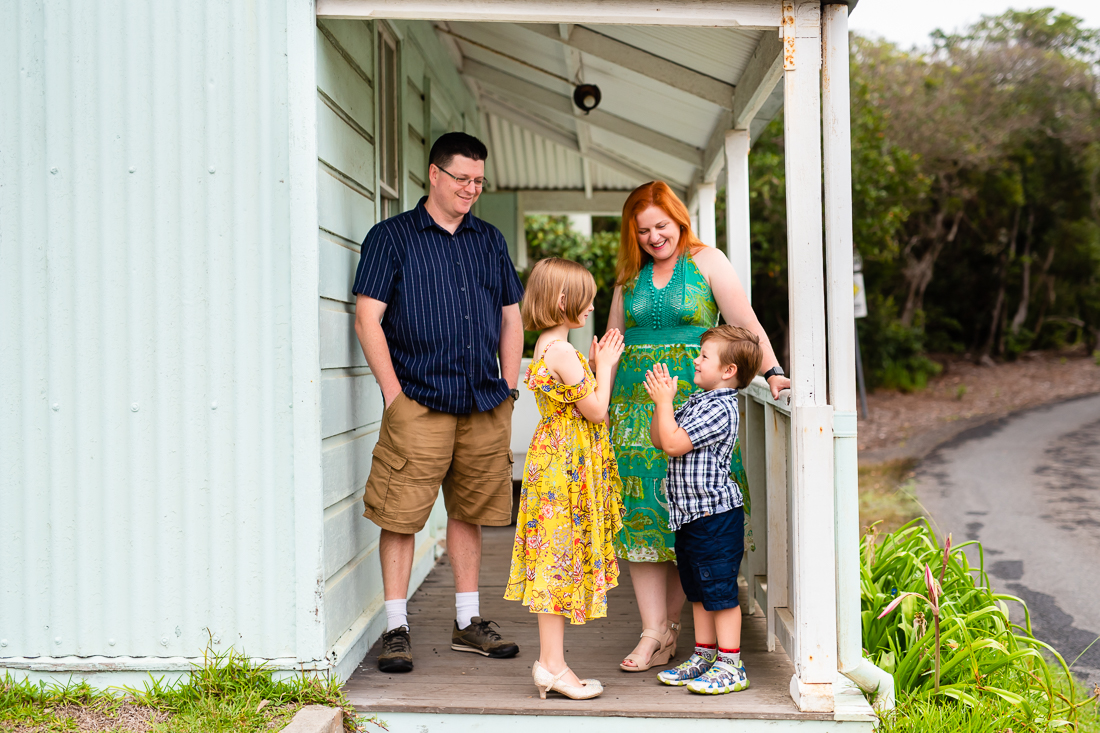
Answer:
[{"left": 616, "top": 181, "right": 704, "bottom": 287}]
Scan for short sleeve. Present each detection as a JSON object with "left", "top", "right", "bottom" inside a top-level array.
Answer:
[
  {"left": 526, "top": 351, "right": 596, "bottom": 403},
  {"left": 679, "top": 400, "right": 734, "bottom": 449},
  {"left": 352, "top": 223, "right": 400, "bottom": 303},
  {"left": 497, "top": 230, "right": 524, "bottom": 306}
]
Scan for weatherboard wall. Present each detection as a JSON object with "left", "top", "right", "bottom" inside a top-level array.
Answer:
[{"left": 314, "top": 18, "right": 483, "bottom": 678}]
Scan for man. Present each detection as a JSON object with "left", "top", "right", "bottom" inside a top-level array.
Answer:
[{"left": 352, "top": 132, "right": 524, "bottom": 673}]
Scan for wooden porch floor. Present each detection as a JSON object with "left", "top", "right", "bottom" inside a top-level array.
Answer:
[{"left": 345, "top": 525, "right": 832, "bottom": 721}]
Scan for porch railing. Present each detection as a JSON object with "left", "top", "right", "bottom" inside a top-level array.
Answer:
[{"left": 738, "top": 377, "right": 795, "bottom": 657}]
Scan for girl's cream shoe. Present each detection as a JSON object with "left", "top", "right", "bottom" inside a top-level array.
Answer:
[{"left": 532, "top": 661, "right": 603, "bottom": 700}]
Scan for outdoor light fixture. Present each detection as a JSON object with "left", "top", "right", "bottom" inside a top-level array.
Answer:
[{"left": 573, "top": 84, "right": 601, "bottom": 113}]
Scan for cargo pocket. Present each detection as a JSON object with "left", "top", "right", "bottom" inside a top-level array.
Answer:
[
  {"left": 697, "top": 561, "right": 739, "bottom": 609},
  {"left": 364, "top": 441, "right": 408, "bottom": 515}
]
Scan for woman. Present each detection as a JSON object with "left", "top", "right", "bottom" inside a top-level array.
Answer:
[{"left": 607, "top": 181, "right": 790, "bottom": 671}]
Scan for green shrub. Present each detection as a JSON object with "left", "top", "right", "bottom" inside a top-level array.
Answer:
[
  {"left": 863, "top": 520, "right": 1096, "bottom": 727},
  {"left": 857, "top": 297, "right": 943, "bottom": 391},
  {"left": 521, "top": 215, "right": 621, "bottom": 357},
  {"left": 1004, "top": 327, "right": 1036, "bottom": 360}
]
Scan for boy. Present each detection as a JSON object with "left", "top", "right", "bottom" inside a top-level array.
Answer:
[{"left": 642, "top": 325, "right": 763, "bottom": 695}]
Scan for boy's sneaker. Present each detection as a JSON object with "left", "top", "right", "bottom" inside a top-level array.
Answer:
[
  {"left": 657, "top": 651, "right": 716, "bottom": 686},
  {"left": 686, "top": 659, "right": 750, "bottom": 695}
]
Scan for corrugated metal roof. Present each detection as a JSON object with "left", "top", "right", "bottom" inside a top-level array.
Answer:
[
  {"left": 486, "top": 114, "right": 641, "bottom": 190},
  {"left": 0, "top": 0, "right": 301, "bottom": 663}
]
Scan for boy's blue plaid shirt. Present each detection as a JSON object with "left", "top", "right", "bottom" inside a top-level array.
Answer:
[{"left": 664, "top": 388, "right": 742, "bottom": 532}]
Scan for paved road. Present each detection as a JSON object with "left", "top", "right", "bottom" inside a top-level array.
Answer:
[{"left": 914, "top": 393, "right": 1100, "bottom": 688}]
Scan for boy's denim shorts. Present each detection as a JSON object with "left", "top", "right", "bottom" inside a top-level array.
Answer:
[{"left": 674, "top": 507, "right": 745, "bottom": 612}]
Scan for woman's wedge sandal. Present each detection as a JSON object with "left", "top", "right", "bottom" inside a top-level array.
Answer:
[
  {"left": 619, "top": 628, "right": 674, "bottom": 672},
  {"left": 667, "top": 620, "right": 682, "bottom": 660}
]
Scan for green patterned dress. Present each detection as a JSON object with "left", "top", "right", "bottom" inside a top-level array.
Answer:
[{"left": 610, "top": 254, "right": 751, "bottom": 563}]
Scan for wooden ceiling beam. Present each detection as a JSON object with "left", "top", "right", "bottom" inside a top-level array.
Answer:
[
  {"left": 478, "top": 93, "right": 683, "bottom": 194},
  {"left": 463, "top": 59, "right": 704, "bottom": 167},
  {"left": 518, "top": 24, "right": 736, "bottom": 110},
  {"left": 732, "top": 29, "right": 784, "bottom": 130},
  {"left": 317, "top": 0, "right": 782, "bottom": 28},
  {"left": 697, "top": 32, "right": 784, "bottom": 183}
]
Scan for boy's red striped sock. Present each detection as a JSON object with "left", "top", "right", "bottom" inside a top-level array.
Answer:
[
  {"left": 694, "top": 642, "right": 717, "bottom": 660},
  {"left": 717, "top": 646, "right": 741, "bottom": 664}
]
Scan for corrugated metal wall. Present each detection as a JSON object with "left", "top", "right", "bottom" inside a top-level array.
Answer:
[{"left": 0, "top": 0, "right": 303, "bottom": 663}]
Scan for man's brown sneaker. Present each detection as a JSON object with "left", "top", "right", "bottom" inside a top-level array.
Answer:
[
  {"left": 451, "top": 617, "right": 520, "bottom": 658},
  {"left": 378, "top": 626, "right": 413, "bottom": 673}
]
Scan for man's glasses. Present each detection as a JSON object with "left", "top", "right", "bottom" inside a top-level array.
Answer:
[{"left": 436, "top": 165, "right": 488, "bottom": 190}]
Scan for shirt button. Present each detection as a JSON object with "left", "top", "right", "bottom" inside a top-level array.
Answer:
[
  {"left": 465, "top": 315, "right": 469, "bottom": 320},
  {"left": 460, "top": 287, "right": 465, "bottom": 292}
]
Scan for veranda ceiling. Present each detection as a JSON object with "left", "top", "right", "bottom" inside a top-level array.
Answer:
[{"left": 433, "top": 21, "right": 788, "bottom": 201}]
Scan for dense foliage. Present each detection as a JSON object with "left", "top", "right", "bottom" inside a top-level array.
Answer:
[
  {"left": 738, "top": 9, "right": 1100, "bottom": 389},
  {"left": 520, "top": 215, "right": 620, "bottom": 356}
]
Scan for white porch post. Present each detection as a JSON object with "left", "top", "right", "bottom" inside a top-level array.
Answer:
[
  {"left": 696, "top": 181, "right": 717, "bottom": 247},
  {"left": 724, "top": 129, "right": 752, "bottom": 302},
  {"left": 822, "top": 2, "right": 894, "bottom": 708},
  {"left": 566, "top": 214, "right": 595, "bottom": 350},
  {"left": 781, "top": 0, "right": 837, "bottom": 713}
]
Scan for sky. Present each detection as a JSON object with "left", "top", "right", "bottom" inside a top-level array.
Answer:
[{"left": 849, "top": 0, "right": 1100, "bottom": 50}]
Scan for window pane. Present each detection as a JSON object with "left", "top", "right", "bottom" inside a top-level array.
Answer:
[{"left": 381, "top": 37, "right": 398, "bottom": 190}]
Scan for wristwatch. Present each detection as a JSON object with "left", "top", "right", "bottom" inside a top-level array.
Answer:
[
  {"left": 763, "top": 366, "right": 785, "bottom": 381},
  {"left": 509, "top": 388, "right": 521, "bottom": 401}
]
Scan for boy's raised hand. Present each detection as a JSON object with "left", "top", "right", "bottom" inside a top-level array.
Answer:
[{"left": 643, "top": 362, "right": 678, "bottom": 405}]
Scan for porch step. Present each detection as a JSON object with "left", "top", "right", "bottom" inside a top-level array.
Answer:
[
  {"left": 344, "top": 527, "right": 876, "bottom": 729},
  {"left": 359, "top": 712, "right": 875, "bottom": 732}
]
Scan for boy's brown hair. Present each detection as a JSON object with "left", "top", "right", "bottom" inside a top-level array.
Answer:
[
  {"left": 521, "top": 257, "right": 597, "bottom": 331},
  {"left": 700, "top": 325, "right": 763, "bottom": 389}
]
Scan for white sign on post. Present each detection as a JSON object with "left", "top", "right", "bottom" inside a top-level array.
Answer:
[{"left": 853, "top": 272, "right": 868, "bottom": 319}]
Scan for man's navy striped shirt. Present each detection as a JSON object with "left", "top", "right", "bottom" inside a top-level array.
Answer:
[{"left": 352, "top": 198, "right": 524, "bottom": 415}]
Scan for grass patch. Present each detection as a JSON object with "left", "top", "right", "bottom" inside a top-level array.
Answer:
[
  {"left": 881, "top": 692, "right": 1100, "bottom": 733},
  {"left": 859, "top": 458, "right": 923, "bottom": 533},
  {"left": 0, "top": 645, "right": 377, "bottom": 733}
]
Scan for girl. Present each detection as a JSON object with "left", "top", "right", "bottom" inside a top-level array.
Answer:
[{"left": 505, "top": 258, "right": 626, "bottom": 700}]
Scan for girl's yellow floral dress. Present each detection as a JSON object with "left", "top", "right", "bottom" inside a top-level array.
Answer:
[{"left": 505, "top": 342, "right": 624, "bottom": 624}]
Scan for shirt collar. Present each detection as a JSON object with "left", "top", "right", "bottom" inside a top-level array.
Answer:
[
  {"left": 414, "top": 196, "right": 483, "bottom": 235},
  {"left": 687, "top": 387, "right": 738, "bottom": 404}
]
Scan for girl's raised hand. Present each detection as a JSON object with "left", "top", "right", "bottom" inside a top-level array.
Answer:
[{"left": 592, "top": 329, "right": 624, "bottom": 372}]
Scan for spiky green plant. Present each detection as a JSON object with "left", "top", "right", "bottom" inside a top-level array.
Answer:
[{"left": 863, "top": 519, "right": 1098, "bottom": 726}]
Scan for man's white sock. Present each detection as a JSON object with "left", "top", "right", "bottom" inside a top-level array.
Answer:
[
  {"left": 385, "top": 599, "right": 408, "bottom": 632},
  {"left": 455, "top": 591, "right": 479, "bottom": 629}
]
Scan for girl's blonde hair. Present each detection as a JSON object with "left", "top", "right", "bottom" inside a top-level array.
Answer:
[
  {"left": 616, "top": 181, "right": 703, "bottom": 287},
  {"left": 521, "top": 257, "right": 597, "bottom": 331}
]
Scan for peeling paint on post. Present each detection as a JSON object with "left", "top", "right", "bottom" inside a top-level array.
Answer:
[{"left": 782, "top": 1, "right": 796, "bottom": 70}]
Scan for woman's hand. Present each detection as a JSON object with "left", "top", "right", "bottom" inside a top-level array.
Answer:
[
  {"left": 767, "top": 374, "right": 791, "bottom": 399},
  {"left": 591, "top": 328, "right": 624, "bottom": 374}
]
